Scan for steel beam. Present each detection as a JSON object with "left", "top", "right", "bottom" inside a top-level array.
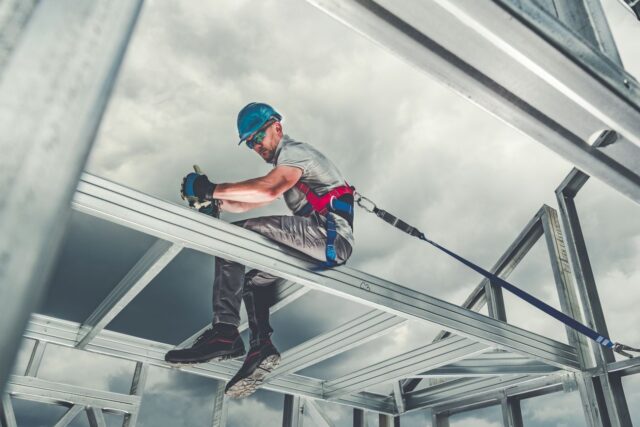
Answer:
[
  {"left": 86, "top": 407, "right": 107, "bottom": 427},
  {"left": 24, "top": 314, "right": 395, "bottom": 414},
  {"left": 211, "top": 381, "right": 227, "bottom": 427},
  {"left": 353, "top": 408, "right": 364, "bottom": 427},
  {"left": 283, "top": 395, "right": 303, "bottom": 427},
  {"left": 500, "top": 395, "right": 523, "bottom": 427},
  {"left": 123, "top": 362, "right": 147, "bottom": 427},
  {"left": 0, "top": 394, "right": 17, "bottom": 427},
  {"left": 0, "top": 0, "right": 144, "bottom": 395},
  {"left": 432, "top": 411, "right": 450, "bottom": 427},
  {"left": 53, "top": 405, "right": 83, "bottom": 427},
  {"left": 7, "top": 375, "right": 139, "bottom": 413},
  {"left": 304, "top": 399, "right": 335, "bottom": 427},
  {"left": 305, "top": 0, "right": 640, "bottom": 204},
  {"left": 392, "top": 382, "right": 405, "bottom": 414},
  {"left": 24, "top": 340, "right": 46, "bottom": 377},
  {"left": 404, "top": 374, "right": 568, "bottom": 412},
  {"left": 324, "top": 337, "right": 491, "bottom": 399},
  {"left": 72, "top": 174, "right": 580, "bottom": 371},
  {"left": 77, "top": 239, "right": 182, "bottom": 349},
  {"left": 269, "top": 310, "right": 405, "bottom": 380},
  {"left": 413, "top": 352, "right": 561, "bottom": 377}
]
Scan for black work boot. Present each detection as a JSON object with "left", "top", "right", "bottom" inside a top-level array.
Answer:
[
  {"left": 164, "top": 324, "right": 245, "bottom": 365},
  {"left": 224, "top": 339, "right": 280, "bottom": 398}
]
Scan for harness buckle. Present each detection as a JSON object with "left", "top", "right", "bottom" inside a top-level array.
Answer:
[
  {"left": 354, "top": 192, "right": 376, "bottom": 213},
  {"left": 614, "top": 342, "right": 640, "bottom": 358}
]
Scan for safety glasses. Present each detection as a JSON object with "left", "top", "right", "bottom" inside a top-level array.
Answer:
[{"left": 244, "top": 120, "right": 275, "bottom": 150}]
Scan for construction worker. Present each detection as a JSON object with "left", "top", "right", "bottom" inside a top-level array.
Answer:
[{"left": 165, "top": 102, "right": 355, "bottom": 398}]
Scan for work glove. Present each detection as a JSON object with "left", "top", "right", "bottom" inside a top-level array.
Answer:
[
  {"left": 180, "top": 167, "right": 220, "bottom": 218},
  {"left": 181, "top": 172, "right": 217, "bottom": 204}
]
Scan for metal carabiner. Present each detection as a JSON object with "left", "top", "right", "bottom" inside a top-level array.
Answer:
[{"left": 354, "top": 191, "right": 377, "bottom": 213}]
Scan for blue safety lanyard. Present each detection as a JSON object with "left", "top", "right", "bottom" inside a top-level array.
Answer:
[{"left": 354, "top": 194, "right": 640, "bottom": 359}]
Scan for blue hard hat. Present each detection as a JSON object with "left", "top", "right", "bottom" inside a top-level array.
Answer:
[{"left": 237, "top": 102, "right": 282, "bottom": 144}]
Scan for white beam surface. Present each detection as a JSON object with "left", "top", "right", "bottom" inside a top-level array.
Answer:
[
  {"left": 0, "top": 0, "right": 144, "bottom": 394},
  {"left": 53, "top": 405, "right": 84, "bottom": 427},
  {"left": 71, "top": 173, "right": 580, "bottom": 371},
  {"left": 324, "top": 337, "right": 491, "bottom": 399},
  {"left": 0, "top": 393, "right": 17, "bottom": 427}
]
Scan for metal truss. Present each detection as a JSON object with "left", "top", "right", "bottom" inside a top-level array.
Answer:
[{"left": 3, "top": 1, "right": 640, "bottom": 427}]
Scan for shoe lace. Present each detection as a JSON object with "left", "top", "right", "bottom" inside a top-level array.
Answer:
[{"left": 194, "top": 328, "right": 218, "bottom": 345}]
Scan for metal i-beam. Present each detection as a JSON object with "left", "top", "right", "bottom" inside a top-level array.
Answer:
[
  {"left": 24, "top": 340, "right": 46, "bottom": 377},
  {"left": 500, "top": 395, "right": 523, "bottom": 427},
  {"left": 269, "top": 310, "right": 405, "bottom": 380},
  {"left": 211, "top": 381, "right": 228, "bottom": 427},
  {"left": 77, "top": 240, "right": 182, "bottom": 349},
  {"left": 86, "top": 407, "right": 107, "bottom": 427},
  {"left": 72, "top": 174, "right": 580, "bottom": 371},
  {"left": 304, "top": 399, "right": 335, "bottom": 427},
  {"left": 123, "top": 362, "right": 147, "bottom": 427},
  {"left": 304, "top": 0, "right": 640, "bottom": 204},
  {"left": 324, "top": 337, "right": 491, "bottom": 399},
  {"left": 0, "top": 0, "right": 144, "bottom": 394},
  {"left": 6, "top": 375, "right": 139, "bottom": 414},
  {"left": 53, "top": 405, "right": 83, "bottom": 427},
  {"left": 283, "top": 395, "right": 303, "bottom": 427},
  {"left": 0, "top": 393, "right": 17, "bottom": 427},
  {"left": 414, "top": 352, "right": 561, "bottom": 377},
  {"left": 181, "top": 281, "right": 308, "bottom": 348},
  {"left": 24, "top": 314, "right": 395, "bottom": 414}
]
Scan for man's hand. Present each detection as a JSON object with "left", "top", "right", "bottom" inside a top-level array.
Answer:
[{"left": 181, "top": 172, "right": 217, "bottom": 204}]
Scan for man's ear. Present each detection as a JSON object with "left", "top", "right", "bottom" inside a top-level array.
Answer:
[{"left": 274, "top": 121, "right": 283, "bottom": 136}]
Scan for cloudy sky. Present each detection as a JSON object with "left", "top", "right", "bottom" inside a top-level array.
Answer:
[{"left": 11, "top": 0, "right": 640, "bottom": 426}]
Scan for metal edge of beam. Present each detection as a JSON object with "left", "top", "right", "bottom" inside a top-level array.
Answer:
[
  {"left": 304, "top": 0, "right": 640, "bottom": 205},
  {"left": 283, "top": 394, "right": 303, "bottom": 427},
  {"left": 414, "top": 352, "right": 561, "bottom": 377},
  {"left": 323, "top": 337, "right": 492, "bottom": 399},
  {"left": 211, "top": 380, "right": 227, "bottom": 427},
  {"left": 269, "top": 310, "right": 406, "bottom": 380},
  {"left": 122, "top": 362, "right": 147, "bottom": 427},
  {"left": 77, "top": 239, "right": 183, "bottom": 349},
  {"left": 86, "top": 406, "right": 107, "bottom": 427},
  {"left": 24, "top": 340, "right": 47, "bottom": 377},
  {"left": 0, "top": 0, "right": 145, "bottom": 397},
  {"left": 71, "top": 173, "right": 580, "bottom": 370},
  {"left": 0, "top": 392, "right": 17, "bottom": 427},
  {"left": 23, "top": 314, "right": 394, "bottom": 414},
  {"left": 53, "top": 404, "right": 84, "bottom": 427},
  {"left": 7, "top": 375, "right": 139, "bottom": 413},
  {"left": 179, "top": 281, "right": 309, "bottom": 348},
  {"left": 304, "top": 398, "right": 336, "bottom": 427},
  {"left": 404, "top": 373, "right": 568, "bottom": 412}
]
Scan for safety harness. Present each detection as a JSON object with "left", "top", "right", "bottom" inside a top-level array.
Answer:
[
  {"left": 293, "top": 181, "right": 355, "bottom": 267},
  {"left": 353, "top": 193, "right": 640, "bottom": 359}
]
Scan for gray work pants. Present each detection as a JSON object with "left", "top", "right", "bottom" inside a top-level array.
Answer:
[{"left": 212, "top": 214, "right": 352, "bottom": 346}]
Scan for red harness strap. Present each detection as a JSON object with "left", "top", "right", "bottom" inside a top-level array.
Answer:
[{"left": 294, "top": 182, "right": 354, "bottom": 215}]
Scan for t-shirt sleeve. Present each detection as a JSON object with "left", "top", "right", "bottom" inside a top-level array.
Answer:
[{"left": 275, "top": 143, "right": 312, "bottom": 173}]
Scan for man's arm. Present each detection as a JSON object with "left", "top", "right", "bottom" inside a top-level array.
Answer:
[
  {"left": 213, "top": 165, "right": 302, "bottom": 203},
  {"left": 218, "top": 199, "right": 273, "bottom": 213}
]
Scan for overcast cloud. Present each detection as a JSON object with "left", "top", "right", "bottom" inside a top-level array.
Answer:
[{"left": 17, "top": 0, "right": 640, "bottom": 426}]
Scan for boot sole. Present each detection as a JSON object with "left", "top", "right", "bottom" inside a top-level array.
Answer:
[
  {"left": 225, "top": 354, "right": 281, "bottom": 398},
  {"left": 165, "top": 348, "right": 246, "bottom": 366}
]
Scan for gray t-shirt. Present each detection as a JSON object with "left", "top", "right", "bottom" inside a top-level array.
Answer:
[{"left": 271, "top": 135, "right": 354, "bottom": 246}]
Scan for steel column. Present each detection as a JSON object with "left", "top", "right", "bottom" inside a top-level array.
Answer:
[
  {"left": 53, "top": 405, "right": 84, "bottom": 427},
  {"left": 211, "top": 380, "right": 228, "bottom": 427},
  {"left": 304, "top": 399, "right": 334, "bottom": 427},
  {"left": 86, "top": 407, "right": 107, "bottom": 427},
  {"left": 353, "top": 408, "right": 364, "bottom": 427},
  {"left": 500, "top": 395, "right": 523, "bottom": 427},
  {"left": 123, "top": 362, "right": 147, "bottom": 427},
  {"left": 556, "top": 170, "right": 633, "bottom": 427},
  {"left": 0, "top": 0, "right": 144, "bottom": 395},
  {"left": 77, "top": 240, "right": 183, "bottom": 349},
  {"left": 0, "top": 394, "right": 17, "bottom": 427},
  {"left": 432, "top": 411, "right": 450, "bottom": 427},
  {"left": 283, "top": 395, "right": 304, "bottom": 427}
]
